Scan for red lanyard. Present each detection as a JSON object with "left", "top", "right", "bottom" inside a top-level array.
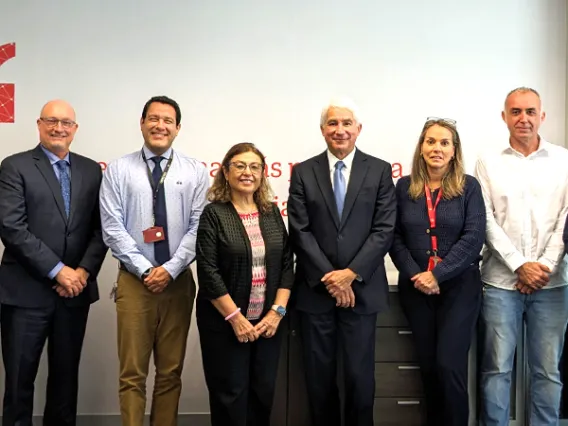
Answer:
[{"left": 425, "top": 184, "right": 443, "bottom": 254}]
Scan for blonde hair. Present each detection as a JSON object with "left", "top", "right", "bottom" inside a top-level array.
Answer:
[
  {"left": 408, "top": 119, "right": 465, "bottom": 200},
  {"left": 207, "top": 142, "right": 274, "bottom": 213}
]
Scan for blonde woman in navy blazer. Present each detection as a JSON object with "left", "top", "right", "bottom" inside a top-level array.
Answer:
[{"left": 390, "top": 118, "right": 486, "bottom": 426}]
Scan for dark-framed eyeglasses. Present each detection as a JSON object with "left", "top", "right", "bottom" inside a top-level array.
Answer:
[
  {"left": 39, "top": 117, "right": 77, "bottom": 129},
  {"left": 426, "top": 116, "right": 457, "bottom": 126},
  {"left": 229, "top": 161, "right": 264, "bottom": 174}
]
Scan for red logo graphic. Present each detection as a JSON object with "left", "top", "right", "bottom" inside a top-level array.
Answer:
[{"left": 0, "top": 42, "right": 16, "bottom": 123}]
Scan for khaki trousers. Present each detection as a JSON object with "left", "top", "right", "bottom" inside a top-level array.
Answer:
[{"left": 116, "top": 269, "right": 196, "bottom": 426}]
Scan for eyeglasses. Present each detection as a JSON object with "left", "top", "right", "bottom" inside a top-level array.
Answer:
[
  {"left": 39, "top": 117, "right": 77, "bottom": 129},
  {"left": 229, "top": 161, "right": 264, "bottom": 174},
  {"left": 426, "top": 116, "right": 457, "bottom": 125}
]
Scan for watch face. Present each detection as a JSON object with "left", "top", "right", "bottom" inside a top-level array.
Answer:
[{"left": 276, "top": 306, "right": 286, "bottom": 316}]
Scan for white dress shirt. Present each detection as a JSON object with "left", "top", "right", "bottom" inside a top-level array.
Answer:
[
  {"left": 327, "top": 147, "right": 356, "bottom": 190},
  {"left": 474, "top": 139, "right": 568, "bottom": 290}
]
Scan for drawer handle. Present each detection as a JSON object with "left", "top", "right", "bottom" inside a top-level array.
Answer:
[
  {"left": 397, "top": 365, "right": 420, "bottom": 370},
  {"left": 397, "top": 401, "right": 420, "bottom": 405},
  {"left": 397, "top": 330, "right": 412, "bottom": 335}
]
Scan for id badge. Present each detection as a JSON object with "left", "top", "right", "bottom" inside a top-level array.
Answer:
[
  {"left": 427, "top": 256, "right": 442, "bottom": 271},
  {"left": 143, "top": 226, "right": 166, "bottom": 243}
]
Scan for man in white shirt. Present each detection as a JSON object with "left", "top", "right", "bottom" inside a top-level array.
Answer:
[{"left": 475, "top": 87, "right": 568, "bottom": 426}]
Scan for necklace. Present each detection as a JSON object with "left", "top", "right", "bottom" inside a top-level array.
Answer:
[{"left": 233, "top": 204, "right": 258, "bottom": 216}]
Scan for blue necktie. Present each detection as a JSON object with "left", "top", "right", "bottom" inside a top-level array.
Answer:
[
  {"left": 334, "top": 160, "right": 346, "bottom": 218},
  {"left": 55, "top": 160, "right": 71, "bottom": 218},
  {"left": 150, "top": 156, "right": 170, "bottom": 265}
]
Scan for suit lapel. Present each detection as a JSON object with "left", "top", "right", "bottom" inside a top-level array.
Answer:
[
  {"left": 68, "top": 153, "right": 83, "bottom": 226},
  {"left": 340, "top": 150, "right": 369, "bottom": 229},
  {"left": 313, "top": 152, "right": 340, "bottom": 229},
  {"left": 32, "top": 144, "right": 68, "bottom": 224}
]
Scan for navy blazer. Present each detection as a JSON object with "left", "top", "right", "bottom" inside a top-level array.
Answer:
[
  {"left": 0, "top": 144, "right": 107, "bottom": 308},
  {"left": 389, "top": 175, "right": 486, "bottom": 285},
  {"left": 563, "top": 213, "right": 568, "bottom": 256},
  {"left": 288, "top": 149, "right": 396, "bottom": 315}
]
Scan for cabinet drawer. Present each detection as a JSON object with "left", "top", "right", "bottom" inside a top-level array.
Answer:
[
  {"left": 374, "top": 398, "right": 426, "bottom": 426},
  {"left": 376, "top": 292, "right": 408, "bottom": 327},
  {"left": 375, "top": 363, "right": 423, "bottom": 397},
  {"left": 375, "top": 328, "right": 417, "bottom": 362}
]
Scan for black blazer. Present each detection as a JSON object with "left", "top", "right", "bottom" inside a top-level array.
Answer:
[
  {"left": 196, "top": 201, "right": 294, "bottom": 324},
  {"left": 288, "top": 149, "right": 396, "bottom": 315},
  {"left": 0, "top": 144, "right": 107, "bottom": 308}
]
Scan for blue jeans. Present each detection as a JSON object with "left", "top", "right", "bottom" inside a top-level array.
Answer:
[{"left": 479, "top": 285, "right": 568, "bottom": 426}]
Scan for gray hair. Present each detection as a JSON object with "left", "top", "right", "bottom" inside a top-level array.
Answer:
[
  {"left": 504, "top": 87, "right": 542, "bottom": 109},
  {"left": 320, "top": 97, "right": 363, "bottom": 126}
]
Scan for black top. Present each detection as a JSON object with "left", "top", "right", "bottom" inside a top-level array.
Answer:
[
  {"left": 389, "top": 174, "right": 486, "bottom": 284},
  {"left": 196, "top": 201, "right": 294, "bottom": 316}
]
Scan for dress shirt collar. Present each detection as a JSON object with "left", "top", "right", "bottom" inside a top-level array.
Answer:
[
  {"left": 40, "top": 144, "right": 70, "bottom": 165},
  {"left": 142, "top": 145, "right": 173, "bottom": 161},
  {"left": 502, "top": 136, "right": 550, "bottom": 158},
  {"left": 327, "top": 147, "right": 356, "bottom": 172}
]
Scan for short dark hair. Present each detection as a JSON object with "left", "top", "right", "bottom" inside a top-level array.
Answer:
[{"left": 141, "top": 96, "right": 182, "bottom": 125}]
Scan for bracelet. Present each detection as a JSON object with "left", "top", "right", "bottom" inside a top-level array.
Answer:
[{"left": 224, "top": 308, "right": 241, "bottom": 321}]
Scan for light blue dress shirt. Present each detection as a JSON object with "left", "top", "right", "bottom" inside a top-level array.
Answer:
[
  {"left": 40, "top": 144, "right": 70, "bottom": 280},
  {"left": 99, "top": 145, "right": 209, "bottom": 279}
]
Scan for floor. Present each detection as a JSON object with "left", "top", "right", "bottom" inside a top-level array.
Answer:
[{"left": 24, "top": 414, "right": 211, "bottom": 425}]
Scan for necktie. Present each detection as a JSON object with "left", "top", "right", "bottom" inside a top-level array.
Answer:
[
  {"left": 150, "top": 156, "right": 170, "bottom": 264},
  {"left": 55, "top": 160, "right": 71, "bottom": 218},
  {"left": 334, "top": 160, "right": 346, "bottom": 218}
]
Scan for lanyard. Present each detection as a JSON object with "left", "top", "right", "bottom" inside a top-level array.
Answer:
[
  {"left": 425, "top": 184, "right": 443, "bottom": 254},
  {"left": 141, "top": 150, "right": 174, "bottom": 226}
]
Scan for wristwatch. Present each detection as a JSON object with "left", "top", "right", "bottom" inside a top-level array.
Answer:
[
  {"left": 271, "top": 304, "right": 287, "bottom": 317},
  {"left": 141, "top": 267, "right": 153, "bottom": 280}
]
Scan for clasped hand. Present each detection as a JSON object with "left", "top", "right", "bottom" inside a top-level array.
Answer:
[
  {"left": 411, "top": 271, "right": 439, "bottom": 295},
  {"left": 53, "top": 266, "right": 89, "bottom": 298},
  {"left": 515, "top": 262, "right": 551, "bottom": 294},
  {"left": 230, "top": 310, "right": 283, "bottom": 343},
  {"left": 322, "top": 269, "right": 357, "bottom": 308},
  {"left": 144, "top": 266, "right": 172, "bottom": 293}
]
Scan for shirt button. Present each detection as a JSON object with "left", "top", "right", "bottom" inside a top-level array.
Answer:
[
  {"left": 426, "top": 250, "right": 431, "bottom": 255},
  {"left": 426, "top": 229, "right": 430, "bottom": 234}
]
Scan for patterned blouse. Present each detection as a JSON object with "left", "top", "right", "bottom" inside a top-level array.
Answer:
[{"left": 239, "top": 212, "right": 267, "bottom": 320}]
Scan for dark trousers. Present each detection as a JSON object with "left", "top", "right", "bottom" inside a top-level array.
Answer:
[
  {"left": 398, "top": 266, "right": 482, "bottom": 426},
  {"left": 300, "top": 309, "right": 377, "bottom": 426},
  {"left": 1, "top": 300, "right": 90, "bottom": 426},
  {"left": 197, "top": 301, "right": 283, "bottom": 426}
]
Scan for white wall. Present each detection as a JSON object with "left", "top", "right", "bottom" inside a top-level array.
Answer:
[{"left": 0, "top": 0, "right": 565, "bottom": 415}]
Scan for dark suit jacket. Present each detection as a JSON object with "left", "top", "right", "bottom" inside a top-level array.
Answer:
[
  {"left": 0, "top": 144, "right": 107, "bottom": 308},
  {"left": 288, "top": 149, "right": 396, "bottom": 315}
]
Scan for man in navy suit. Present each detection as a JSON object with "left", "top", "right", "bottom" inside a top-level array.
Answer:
[
  {"left": 0, "top": 100, "right": 107, "bottom": 426},
  {"left": 288, "top": 98, "right": 396, "bottom": 426}
]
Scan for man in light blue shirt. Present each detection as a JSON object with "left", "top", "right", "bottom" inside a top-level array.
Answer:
[{"left": 100, "top": 96, "right": 209, "bottom": 426}]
